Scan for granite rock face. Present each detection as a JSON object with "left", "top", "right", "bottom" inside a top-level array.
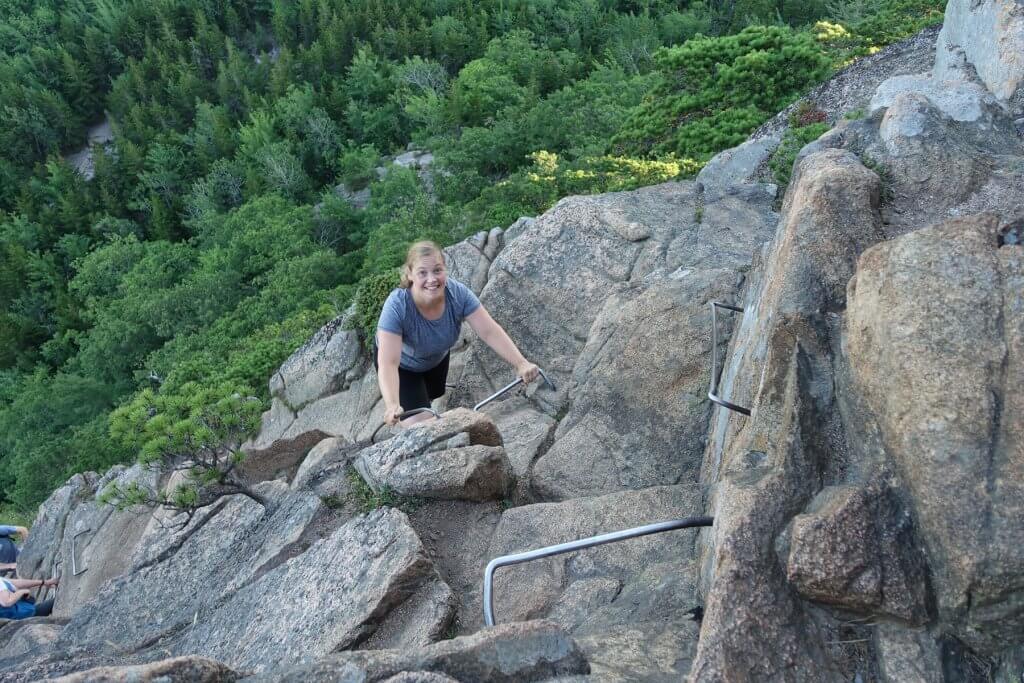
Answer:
[
  {"left": 453, "top": 181, "right": 778, "bottom": 506},
  {"left": 58, "top": 482, "right": 327, "bottom": 653},
  {"left": 532, "top": 269, "right": 739, "bottom": 500},
  {"left": 13, "top": 4, "right": 1024, "bottom": 678},
  {"left": 934, "top": 0, "right": 1024, "bottom": 107},
  {"left": 487, "top": 484, "right": 705, "bottom": 680},
  {"left": 693, "top": 148, "right": 884, "bottom": 681},
  {"left": 16, "top": 466, "right": 159, "bottom": 618},
  {"left": 847, "top": 213, "right": 1024, "bottom": 653},
  {"left": 874, "top": 624, "right": 944, "bottom": 683}
]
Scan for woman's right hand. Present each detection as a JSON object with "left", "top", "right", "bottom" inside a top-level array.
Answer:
[{"left": 384, "top": 404, "right": 404, "bottom": 427}]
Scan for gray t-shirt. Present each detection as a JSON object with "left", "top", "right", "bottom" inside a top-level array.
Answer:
[{"left": 377, "top": 277, "right": 481, "bottom": 372}]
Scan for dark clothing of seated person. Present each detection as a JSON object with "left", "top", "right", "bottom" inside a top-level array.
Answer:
[{"left": 0, "top": 525, "right": 28, "bottom": 577}]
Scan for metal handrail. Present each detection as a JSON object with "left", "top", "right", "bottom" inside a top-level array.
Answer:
[
  {"left": 708, "top": 302, "right": 751, "bottom": 416},
  {"left": 370, "top": 407, "right": 440, "bottom": 444},
  {"left": 473, "top": 368, "right": 557, "bottom": 411},
  {"left": 71, "top": 528, "right": 91, "bottom": 576},
  {"left": 482, "top": 516, "right": 713, "bottom": 626}
]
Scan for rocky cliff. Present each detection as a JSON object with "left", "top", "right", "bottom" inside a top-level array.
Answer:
[{"left": 3, "top": 0, "right": 1024, "bottom": 680}]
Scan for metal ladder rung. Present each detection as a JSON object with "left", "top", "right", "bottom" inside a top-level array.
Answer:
[
  {"left": 482, "top": 516, "right": 713, "bottom": 626},
  {"left": 708, "top": 302, "right": 750, "bottom": 416}
]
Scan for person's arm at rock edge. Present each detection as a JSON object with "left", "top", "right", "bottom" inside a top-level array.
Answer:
[
  {"left": 0, "top": 526, "right": 27, "bottom": 538},
  {"left": 0, "top": 586, "right": 31, "bottom": 607},
  {"left": 466, "top": 306, "right": 539, "bottom": 383},
  {"left": 4, "top": 577, "right": 56, "bottom": 590},
  {"left": 377, "top": 331, "right": 405, "bottom": 425}
]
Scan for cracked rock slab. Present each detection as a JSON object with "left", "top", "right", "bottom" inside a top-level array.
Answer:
[
  {"left": 254, "top": 620, "right": 588, "bottom": 682},
  {"left": 47, "top": 656, "right": 242, "bottom": 683},
  {"left": 58, "top": 482, "right": 324, "bottom": 653},
  {"left": 487, "top": 484, "right": 703, "bottom": 625},
  {"left": 532, "top": 269, "right": 739, "bottom": 500},
  {"left": 173, "top": 508, "right": 452, "bottom": 672}
]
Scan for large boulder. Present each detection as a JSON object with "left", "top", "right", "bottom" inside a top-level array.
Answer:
[
  {"left": 786, "top": 476, "right": 929, "bottom": 622},
  {"left": 693, "top": 148, "right": 885, "bottom": 681},
  {"left": 475, "top": 396, "right": 555, "bottom": 502},
  {"left": 354, "top": 408, "right": 514, "bottom": 502},
  {"left": 846, "top": 213, "right": 1024, "bottom": 653}
]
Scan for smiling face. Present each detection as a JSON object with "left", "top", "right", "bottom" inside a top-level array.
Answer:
[{"left": 409, "top": 253, "right": 447, "bottom": 306}]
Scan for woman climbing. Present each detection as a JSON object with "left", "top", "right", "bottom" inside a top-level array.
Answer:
[{"left": 376, "top": 240, "right": 539, "bottom": 427}]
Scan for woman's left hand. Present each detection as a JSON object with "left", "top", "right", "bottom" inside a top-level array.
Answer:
[{"left": 516, "top": 361, "right": 540, "bottom": 384}]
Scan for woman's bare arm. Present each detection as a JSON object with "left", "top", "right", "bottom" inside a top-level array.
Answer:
[
  {"left": 376, "top": 331, "right": 405, "bottom": 424},
  {"left": 466, "top": 306, "right": 538, "bottom": 382}
]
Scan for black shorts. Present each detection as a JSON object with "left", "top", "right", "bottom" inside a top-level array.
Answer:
[{"left": 374, "top": 346, "right": 450, "bottom": 411}]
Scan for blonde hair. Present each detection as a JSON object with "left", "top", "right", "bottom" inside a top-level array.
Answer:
[{"left": 400, "top": 240, "right": 445, "bottom": 288}]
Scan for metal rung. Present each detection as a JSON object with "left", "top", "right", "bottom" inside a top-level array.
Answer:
[
  {"left": 72, "top": 529, "right": 91, "bottom": 576},
  {"left": 483, "top": 516, "right": 713, "bottom": 626},
  {"left": 708, "top": 302, "right": 751, "bottom": 416},
  {"left": 474, "top": 368, "right": 557, "bottom": 412}
]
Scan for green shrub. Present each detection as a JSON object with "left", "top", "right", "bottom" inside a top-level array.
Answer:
[
  {"left": 462, "top": 150, "right": 699, "bottom": 232},
  {"left": 353, "top": 270, "right": 401, "bottom": 352},
  {"left": 337, "top": 143, "right": 380, "bottom": 191},
  {"left": 613, "top": 26, "right": 831, "bottom": 160},
  {"left": 103, "top": 381, "right": 266, "bottom": 517},
  {"left": 769, "top": 122, "right": 830, "bottom": 191},
  {"left": 847, "top": 0, "right": 945, "bottom": 47}
]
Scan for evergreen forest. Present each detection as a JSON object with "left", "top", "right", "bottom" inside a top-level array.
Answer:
[{"left": 0, "top": 0, "right": 944, "bottom": 521}]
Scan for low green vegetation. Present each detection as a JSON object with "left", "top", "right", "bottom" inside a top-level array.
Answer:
[
  {"left": 0, "top": 0, "right": 944, "bottom": 517},
  {"left": 345, "top": 466, "right": 422, "bottom": 515},
  {"left": 612, "top": 26, "right": 831, "bottom": 159},
  {"left": 769, "top": 102, "right": 832, "bottom": 191}
]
